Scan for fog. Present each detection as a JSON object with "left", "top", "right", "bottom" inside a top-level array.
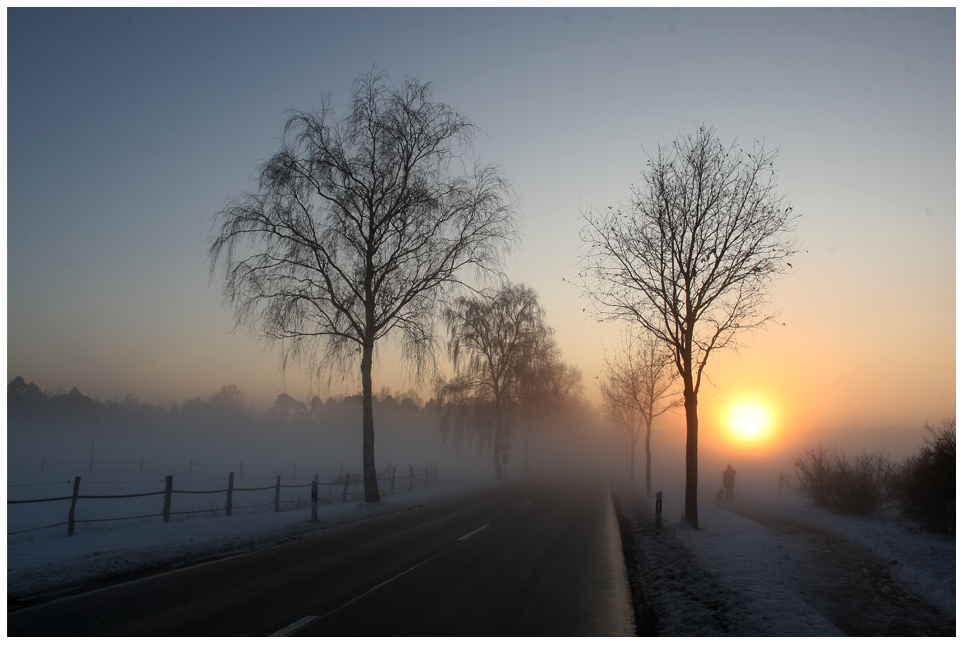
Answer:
[
  {"left": 8, "top": 375, "right": 941, "bottom": 511},
  {"left": 7, "top": 378, "right": 614, "bottom": 488}
]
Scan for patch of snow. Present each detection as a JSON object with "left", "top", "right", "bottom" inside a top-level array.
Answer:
[
  {"left": 616, "top": 483, "right": 842, "bottom": 636},
  {"left": 615, "top": 480, "right": 955, "bottom": 636},
  {"left": 7, "top": 476, "right": 498, "bottom": 601}
]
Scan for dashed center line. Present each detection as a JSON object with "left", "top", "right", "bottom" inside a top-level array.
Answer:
[
  {"left": 521, "top": 500, "right": 534, "bottom": 508},
  {"left": 269, "top": 615, "right": 318, "bottom": 636},
  {"left": 457, "top": 523, "right": 490, "bottom": 541}
]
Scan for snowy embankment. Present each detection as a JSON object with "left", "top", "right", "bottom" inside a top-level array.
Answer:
[
  {"left": 7, "top": 476, "right": 498, "bottom": 602},
  {"left": 613, "top": 481, "right": 955, "bottom": 636},
  {"left": 9, "top": 472, "right": 955, "bottom": 636}
]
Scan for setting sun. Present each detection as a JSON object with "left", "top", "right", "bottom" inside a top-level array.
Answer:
[{"left": 726, "top": 399, "right": 775, "bottom": 445}]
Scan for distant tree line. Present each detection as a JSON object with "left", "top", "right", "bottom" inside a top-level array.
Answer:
[{"left": 7, "top": 375, "right": 438, "bottom": 425}]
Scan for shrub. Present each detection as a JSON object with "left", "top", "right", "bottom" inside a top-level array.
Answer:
[
  {"left": 794, "top": 445, "right": 894, "bottom": 516},
  {"left": 793, "top": 444, "right": 835, "bottom": 508},
  {"left": 893, "top": 418, "right": 955, "bottom": 534}
]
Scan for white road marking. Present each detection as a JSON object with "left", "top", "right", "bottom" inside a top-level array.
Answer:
[
  {"left": 269, "top": 615, "right": 318, "bottom": 637},
  {"left": 521, "top": 500, "right": 534, "bottom": 507},
  {"left": 457, "top": 523, "right": 491, "bottom": 541}
]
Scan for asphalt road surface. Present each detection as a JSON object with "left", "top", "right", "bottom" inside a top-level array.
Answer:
[{"left": 8, "top": 477, "right": 635, "bottom": 637}]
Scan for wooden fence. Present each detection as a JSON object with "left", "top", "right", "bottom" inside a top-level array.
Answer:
[{"left": 8, "top": 463, "right": 439, "bottom": 537}]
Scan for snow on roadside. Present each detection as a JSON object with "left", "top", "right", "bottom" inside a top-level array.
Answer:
[
  {"left": 614, "top": 480, "right": 955, "bottom": 636},
  {"left": 614, "top": 482, "right": 842, "bottom": 636},
  {"left": 7, "top": 477, "right": 498, "bottom": 601},
  {"left": 749, "top": 493, "right": 957, "bottom": 615}
]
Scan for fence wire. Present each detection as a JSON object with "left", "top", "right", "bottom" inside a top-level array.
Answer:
[{"left": 8, "top": 464, "right": 438, "bottom": 537}]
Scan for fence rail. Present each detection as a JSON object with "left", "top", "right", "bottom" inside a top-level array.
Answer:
[
  {"left": 8, "top": 463, "right": 439, "bottom": 537},
  {"left": 7, "top": 457, "right": 362, "bottom": 478}
]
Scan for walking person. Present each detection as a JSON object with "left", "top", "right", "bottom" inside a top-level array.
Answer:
[{"left": 723, "top": 464, "right": 736, "bottom": 502}]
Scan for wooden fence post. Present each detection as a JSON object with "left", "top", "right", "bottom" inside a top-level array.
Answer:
[
  {"left": 311, "top": 474, "right": 318, "bottom": 522},
  {"left": 342, "top": 472, "right": 351, "bottom": 503},
  {"left": 67, "top": 476, "right": 81, "bottom": 537},
  {"left": 409, "top": 466, "right": 414, "bottom": 492},
  {"left": 391, "top": 466, "right": 396, "bottom": 494},
  {"left": 226, "top": 472, "right": 235, "bottom": 516},
  {"left": 163, "top": 475, "right": 173, "bottom": 523},
  {"left": 274, "top": 475, "right": 281, "bottom": 512}
]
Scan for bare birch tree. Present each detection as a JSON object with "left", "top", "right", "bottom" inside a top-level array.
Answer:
[
  {"left": 209, "top": 70, "right": 517, "bottom": 502},
  {"left": 579, "top": 125, "right": 798, "bottom": 528},
  {"left": 598, "top": 331, "right": 678, "bottom": 494},
  {"left": 436, "top": 283, "right": 554, "bottom": 479}
]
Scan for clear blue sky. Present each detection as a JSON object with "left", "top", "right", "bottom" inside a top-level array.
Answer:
[{"left": 7, "top": 8, "right": 956, "bottom": 450}]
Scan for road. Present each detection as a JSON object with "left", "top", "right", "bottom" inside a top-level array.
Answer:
[{"left": 7, "top": 477, "right": 635, "bottom": 637}]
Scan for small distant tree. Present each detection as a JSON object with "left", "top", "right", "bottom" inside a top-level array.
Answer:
[
  {"left": 207, "top": 384, "right": 251, "bottom": 416},
  {"left": 437, "top": 283, "right": 554, "bottom": 479},
  {"left": 210, "top": 69, "right": 517, "bottom": 502},
  {"left": 271, "top": 393, "right": 307, "bottom": 421},
  {"left": 579, "top": 125, "right": 799, "bottom": 528},
  {"left": 598, "top": 331, "right": 679, "bottom": 494}
]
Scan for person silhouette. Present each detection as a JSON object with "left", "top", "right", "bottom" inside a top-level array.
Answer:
[{"left": 723, "top": 464, "right": 737, "bottom": 502}]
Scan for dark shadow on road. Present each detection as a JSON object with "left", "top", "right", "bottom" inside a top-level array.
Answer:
[{"left": 730, "top": 504, "right": 954, "bottom": 637}]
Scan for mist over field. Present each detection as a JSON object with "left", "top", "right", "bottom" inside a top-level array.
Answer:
[
  {"left": 8, "top": 374, "right": 940, "bottom": 510},
  {"left": 7, "top": 377, "right": 613, "bottom": 487}
]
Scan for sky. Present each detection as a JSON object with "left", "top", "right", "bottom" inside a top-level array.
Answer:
[{"left": 6, "top": 7, "right": 956, "bottom": 461}]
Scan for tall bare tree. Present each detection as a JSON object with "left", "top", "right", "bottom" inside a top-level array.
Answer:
[
  {"left": 598, "top": 331, "right": 678, "bottom": 494},
  {"left": 209, "top": 70, "right": 517, "bottom": 502},
  {"left": 436, "top": 283, "right": 554, "bottom": 479},
  {"left": 579, "top": 126, "right": 798, "bottom": 528}
]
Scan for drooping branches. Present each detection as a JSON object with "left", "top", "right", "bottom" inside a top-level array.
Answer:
[
  {"left": 209, "top": 69, "right": 518, "bottom": 502},
  {"left": 436, "top": 283, "right": 555, "bottom": 479}
]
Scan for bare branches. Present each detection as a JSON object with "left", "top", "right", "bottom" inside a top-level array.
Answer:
[
  {"left": 598, "top": 330, "right": 679, "bottom": 488},
  {"left": 208, "top": 69, "right": 518, "bottom": 502},
  {"left": 436, "top": 283, "right": 555, "bottom": 479},
  {"left": 209, "top": 69, "right": 518, "bottom": 384},
  {"left": 579, "top": 125, "right": 798, "bottom": 393},
  {"left": 578, "top": 124, "right": 798, "bottom": 527}
]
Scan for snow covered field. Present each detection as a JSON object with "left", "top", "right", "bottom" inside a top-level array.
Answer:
[
  {"left": 8, "top": 470, "right": 956, "bottom": 637},
  {"left": 7, "top": 473, "right": 499, "bottom": 602}
]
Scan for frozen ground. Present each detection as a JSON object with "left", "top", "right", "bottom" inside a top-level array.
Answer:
[
  {"left": 7, "top": 472, "right": 957, "bottom": 637},
  {"left": 7, "top": 475, "right": 499, "bottom": 603},
  {"left": 613, "top": 480, "right": 956, "bottom": 636}
]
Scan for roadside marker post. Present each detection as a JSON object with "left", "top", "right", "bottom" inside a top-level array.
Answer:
[
  {"left": 655, "top": 491, "right": 663, "bottom": 529},
  {"left": 311, "top": 475, "right": 318, "bottom": 522}
]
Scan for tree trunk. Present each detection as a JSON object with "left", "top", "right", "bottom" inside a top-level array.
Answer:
[
  {"left": 361, "top": 336, "right": 380, "bottom": 503},
  {"left": 629, "top": 433, "right": 637, "bottom": 482},
  {"left": 493, "top": 397, "right": 504, "bottom": 480},
  {"left": 683, "top": 385, "right": 699, "bottom": 529},
  {"left": 645, "top": 420, "right": 653, "bottom": 496}
]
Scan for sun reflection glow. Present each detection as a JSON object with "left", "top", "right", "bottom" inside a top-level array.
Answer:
[{"left": 726, "top": 399, "right": 775, "bottom": 446}]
